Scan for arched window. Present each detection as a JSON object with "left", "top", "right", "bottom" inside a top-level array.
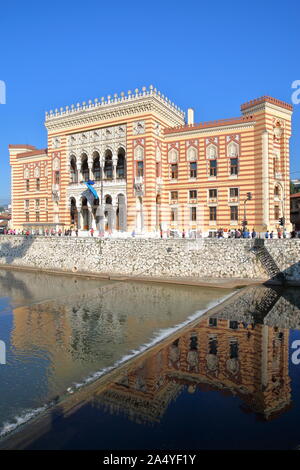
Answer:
[
  {"left": 81, "top": 154, "right": 89, "bottom": 181},
  {"left": 104, "top": 151, "right": 113, "bottom": 179},
  {"left": 117, "top": 149, "right": 126, "bottom": 179},
  {"left": 93, "top": 152, "right": 101, "bottom": 181},
  {"left": 70, "top": 156, "right": 78, "bottom": 183},
  {"left": 105, "top": 195, "right": 112, "bottom": 205},
  {"left": 70, "top": 197, "right": 77, "bottom": 225}
]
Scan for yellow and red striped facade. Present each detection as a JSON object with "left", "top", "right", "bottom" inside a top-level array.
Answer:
[{"left": 9, "top": 88, "right": 293, "bottom": 235}]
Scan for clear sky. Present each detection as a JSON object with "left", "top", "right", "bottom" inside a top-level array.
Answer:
[{"left": 0, "top": 0, "right": 299, "bottom": 202}]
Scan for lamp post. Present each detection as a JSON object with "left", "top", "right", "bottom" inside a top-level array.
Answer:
[
  {"left": 280, "top": 197, "right": 286, "bottom": 230},
  {"left": 96, "top": 168, "right": 104, "bottom": 235},
  {"left": 242, "top": 192, "right": 252, "bottom": 229}
]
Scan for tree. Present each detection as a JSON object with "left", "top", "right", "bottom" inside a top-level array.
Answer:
[{"left": 290, "top": 181, "right": 298, "bottom": 195}]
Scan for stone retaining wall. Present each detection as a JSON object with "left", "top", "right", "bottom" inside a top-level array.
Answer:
[{"left": 0, "top": 236, "right": 299, "bottom": 281}]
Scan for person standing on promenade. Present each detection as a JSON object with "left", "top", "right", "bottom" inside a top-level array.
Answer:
[
  {"left": 182, "top": 229, "right": 186, "bottom": 238},
  {"left": 90, "top": 228, "right": 94, "bottom": 237},
  {"left": 265, "top": 230, "right": 269, "bottom": 239},
  {"left": 251, "top": 228, "right": 256, "bottom": 238}
]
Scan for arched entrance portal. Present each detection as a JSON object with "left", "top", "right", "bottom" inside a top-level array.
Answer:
[
  {"left": 70, "top": 197, "right": 78, "bottom": 227},
  {"left": 116, "top": 194, "right": 126, "bottom": 231},
  {"left": 81, "top": 196, "right": 89, "bottom": 230},
  {"left": 104, "top": 195, "right": 113, "bottom": 232},
  {"left": 92, "top": 197, "right": 100, "bottom": 229}
]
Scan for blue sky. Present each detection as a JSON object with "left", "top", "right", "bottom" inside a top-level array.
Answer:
[{"left": 0, "top": 0, "right": 299, "bottom": 202}]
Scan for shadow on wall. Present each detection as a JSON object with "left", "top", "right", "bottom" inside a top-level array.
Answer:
[
  {"left": 250, "top": 239, "right": 300, "bottom": 286},
  {"left": 0, "top": 236, "right": 35, "bottom": 265}
]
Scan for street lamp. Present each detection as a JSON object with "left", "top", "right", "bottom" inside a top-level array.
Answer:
[{"left": 96, "top": 168, "right": 105, "bottom": 235}]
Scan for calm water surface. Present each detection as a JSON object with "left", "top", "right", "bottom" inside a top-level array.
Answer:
[{"left": 0, "top": 269, "right": 230, "bottom": 442}]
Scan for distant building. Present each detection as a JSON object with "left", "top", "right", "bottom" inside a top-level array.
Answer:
[
  {"left": 0, "top": 212, "right": 11, "bottom": 231},
  {"left": 290, "top": 192, "right": 300, "bottom": 230},
  {"left": 291, "top": 179, "right": 300, "bottom": 192},
  {"left": 9, "top": 89, "right": 293, "bottom": 235}
]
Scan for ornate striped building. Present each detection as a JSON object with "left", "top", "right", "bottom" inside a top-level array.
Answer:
[{"left": 9, "top": 87, "right": 293, "bottom": 235}]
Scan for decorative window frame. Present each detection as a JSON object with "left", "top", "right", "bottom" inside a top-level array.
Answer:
[
  {"left": 168, "top": 143, "right": 179, "bottom": 164},
  {"left": 186, "top": 139, "right": 199, "bottom": 161},
  {"left": 188, "top": 161, "right": 197, "bottom": 180},
  {"left": 226, "top": 134, "right": 240, "bottom": 177},
  {"left": 207, "top": 188, "right": 218, "bottom": 204},
  {"left": 133, "top": 138, "right": 145, "bottom": 162},
  {"left": 23, "top": 165, "right": 30, "bottom": 180}
]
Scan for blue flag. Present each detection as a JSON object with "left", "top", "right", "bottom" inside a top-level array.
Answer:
[{"left": 84, "top": 180, "right": 99, "bottom": 200}]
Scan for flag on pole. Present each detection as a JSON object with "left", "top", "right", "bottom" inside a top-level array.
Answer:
[{"left": 84, "top": 180, "right": 99, "bottom": 200}]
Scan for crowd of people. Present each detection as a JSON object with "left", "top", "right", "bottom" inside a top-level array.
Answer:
[{"left": 1, "top": 226, "right": 299, "bottom": 239}]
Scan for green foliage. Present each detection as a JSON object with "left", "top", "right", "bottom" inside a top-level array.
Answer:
[{"left": 290, "top": 181, "right": 298, "bottom": 194}]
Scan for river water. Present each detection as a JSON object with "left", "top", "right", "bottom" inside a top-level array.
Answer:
[
  {"left": 1, "top": 269, "right": 300, "bottom": 449},
  {"left": 0, "top": 269, "right": 232, "bottom": 445}
]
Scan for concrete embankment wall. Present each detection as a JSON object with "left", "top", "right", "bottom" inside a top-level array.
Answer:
[{"left": 0, "top": 236, "right": 299, "bottom": 282}]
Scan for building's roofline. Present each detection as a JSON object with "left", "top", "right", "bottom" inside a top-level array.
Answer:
[
  {"left": 290, "top": 192, "right": 300, "bottom": 198},
  {"left": 45, "top": 85, "right": 185, "bottom": 123},
  {"left": 164, "top": 115, "right": 255, "bottom": 135},
  {"left": 8, "top": 144, "right": 37, "bottom": 150},
  {"left": 241, "top": 96, "right": 293, "bottom": 112},
  {"left": 16, "top": 148, "right": 48, "bottom": 158}
]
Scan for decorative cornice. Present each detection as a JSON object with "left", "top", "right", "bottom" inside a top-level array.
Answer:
[
  {"left": 241, "top": 96, "right": 293, "bottom": 112},
  {"left": 164, "top": 116, "right": 255, "bottom": 138},
  {"left": 8, "top": 144, "right": 37, "bottom": 150},
  {"left": 45, "top": 86, "right": 185, "bottom": 132},
  {"left": 16, "top": 148, "right": 48, "bottom": 159}
]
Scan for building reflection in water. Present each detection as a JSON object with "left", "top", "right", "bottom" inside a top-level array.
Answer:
[{"left": 92, "top": 285, "right": 299, "bottom": 424}]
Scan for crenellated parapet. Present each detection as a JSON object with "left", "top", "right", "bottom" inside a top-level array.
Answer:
[{"left": 45, "top": 85, "right": 185, "bottom": 132}]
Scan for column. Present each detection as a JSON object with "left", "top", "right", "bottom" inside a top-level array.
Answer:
[
  {"left": 88, "top": 156, "right": 93, "bottom": 181},
  {"left": 262, "top": 130, "right": 269, "bottom": 229},
  {"left": 91, "top": 210, "right": 97, "bottom": 230},
  {"left": 76, "top": 161, "right": 82, "bottom": 182},
  {"left": 75, "top": 197, "right": 82, "bottom": 229},
  {"left": 111, "top": 203, "right": 117, "bottom": 230},
  {"left": 112, "top": 153, "right": 118, "bottom": 181}
]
